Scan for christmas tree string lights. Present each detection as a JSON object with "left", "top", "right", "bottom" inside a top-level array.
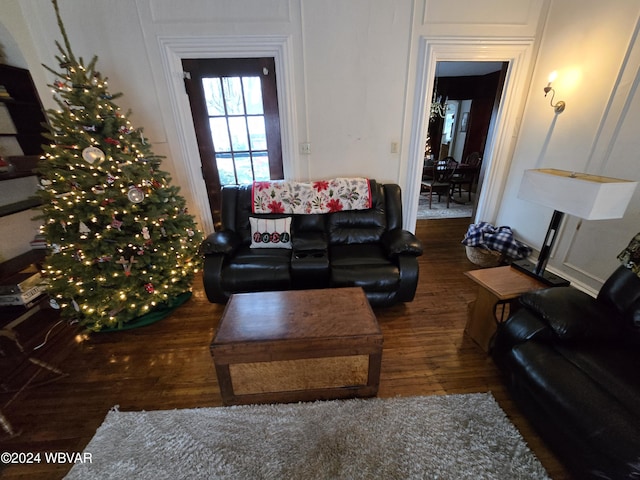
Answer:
[{"left": 36, "top": 0, "right": 202, "bottom": 331}]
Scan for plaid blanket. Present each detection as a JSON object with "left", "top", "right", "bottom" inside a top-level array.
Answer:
[{"left": 462, "top": 222, "right": 531, "bottom": 260}]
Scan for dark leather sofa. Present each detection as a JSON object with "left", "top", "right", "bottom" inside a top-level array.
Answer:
[
  {"left": 200, "top": 180, "right": 423, "bottom": 306},
  {"left": 492, "top": 266, "right": 640, "bottom": 479}
]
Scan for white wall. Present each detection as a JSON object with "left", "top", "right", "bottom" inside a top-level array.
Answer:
[
  {"left": 3, "top": 0, "right": 545, "bottom": 231},
  {"left": 301, "top": 1, "right": 412, "bottom": 182},
  {"left": 1, "top": 0, "right": 639, "bottom": 291},
  {"left": 496, "top": 0, "right": 640, "bottom": 290}
]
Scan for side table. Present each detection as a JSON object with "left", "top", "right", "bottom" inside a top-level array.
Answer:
[{"left": 464, "top": 265, "right": 549, "bottom": 352}]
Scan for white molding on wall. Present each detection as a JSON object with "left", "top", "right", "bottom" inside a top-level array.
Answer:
[
  {"left": 404, "top": 36, "right": 535, "bottom": 231},
  {"left": 156, "top": 34, "right": 298, "bottom": 234},
  {"left": 552, "top": 17, "right": 640, "bottom": 288}
]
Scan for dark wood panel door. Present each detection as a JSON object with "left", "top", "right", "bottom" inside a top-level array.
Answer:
[{"left": 182, "top": 58, "right": 283, "bottom": 228}]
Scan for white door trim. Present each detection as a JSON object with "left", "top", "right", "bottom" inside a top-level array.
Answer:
[
  {"left": 156, "top": 35, "right": 297, "bottom": 233},
  {"left": 404, "top": 37, "right": 535, "bottom": 230}
]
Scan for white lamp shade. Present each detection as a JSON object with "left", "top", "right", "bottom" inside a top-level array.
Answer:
[{"left": 518, "top": 169, "right": 638, "bottom": 220}]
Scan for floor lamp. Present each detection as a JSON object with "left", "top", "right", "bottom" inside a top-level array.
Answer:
[{"left": 512, "top": 168, "right": 638, "bottom": 286}]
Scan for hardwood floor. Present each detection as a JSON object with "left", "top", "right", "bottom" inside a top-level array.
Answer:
[{"left": 0, "top": 218, "right": 571, "bottom": 479}]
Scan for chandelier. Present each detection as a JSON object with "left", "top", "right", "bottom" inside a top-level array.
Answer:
[
  {"left": 430, "top": 99, "right": 448, "bottom": 119},
  {"left": 429, "top": 77, "right": 448, "bottom": 120}
]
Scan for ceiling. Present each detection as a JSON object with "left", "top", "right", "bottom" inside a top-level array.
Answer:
[{"left": 436, "top": 61, "right": 504, "bottom": 77}]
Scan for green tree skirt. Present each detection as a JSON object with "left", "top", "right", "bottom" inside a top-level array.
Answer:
[{"left": 96, "top": 291, "right": 192, "bottom": 332}]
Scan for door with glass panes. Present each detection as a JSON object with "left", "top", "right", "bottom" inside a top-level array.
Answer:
[{"left": 182, "top": 58, "right": 283, "bottom": 228}]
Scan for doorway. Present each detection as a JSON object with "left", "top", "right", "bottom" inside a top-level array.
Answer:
[
  {"left": 418, "top": 61, "right": 507, "bottom": 220},
  {"left": 404, "top": 38, "right": 535, "bottom": 230},
  {"left": 182, "top": 58, "right": 284, "bottom": 228}
]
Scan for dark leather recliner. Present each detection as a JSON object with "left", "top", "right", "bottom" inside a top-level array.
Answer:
[
  {"left": 492, "top": 266, "right": 640, "bottom": 479},
  {"left": 200, "top": 180, "right": 423, "bottom": 306}
]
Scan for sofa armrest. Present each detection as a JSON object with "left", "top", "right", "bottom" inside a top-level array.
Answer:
[
  {"left": 381, "top": 228, "right": 423, "bottom": 258},
  {"left": 199, "top": 230, "right": 241, "bottom": 256},
  {"left": 492, "top": 309, "right": 552, "bottom": 364},
  {"left": 519, "top": 287, "right": 622, "bottom": 341}
]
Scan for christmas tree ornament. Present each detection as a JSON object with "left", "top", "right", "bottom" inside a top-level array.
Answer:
[
  {"left": 66, "top": 103, "right": 85, "bottom": 111},
  {"left": 127, "top": 186, "right": 145, "bottom": 204},
  {"left": 82, "top": 146, "right": 105, "bottom": 164},
  {"left": 110, "top": 217, "right": 123, "bottom": 231},
  {"left": 116, "top": 256, "right": 128, "bottom": 270},
  {"left": 144, "top": 283, "right": 155, "bottom": 293},
  {"left": 79, "top": 221, "right": 90, "bottom": 234},
  {"left": 91, "top": 185, "right": 105, "bottom": 195}
]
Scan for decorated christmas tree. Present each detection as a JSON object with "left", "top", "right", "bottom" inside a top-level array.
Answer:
[{"left": 36, "top": 0, "right": 202, "bottom": 331}]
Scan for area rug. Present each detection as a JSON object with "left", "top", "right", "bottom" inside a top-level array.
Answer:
[
  {"left": 417, "top": 193, "right": 474, "bottom": 219},
  {"left": 64, "top": 393, "right": 549, "bottom": 480}
]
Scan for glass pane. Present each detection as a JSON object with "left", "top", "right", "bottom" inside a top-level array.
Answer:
[
  {"left": 222, "top": 77, "right": 244, "bottom": 115},
  {"left": 209, "top": 118, "right": 231, "bottom": 152},
  {"left": 228, "top": 117, "right": 249, "bottom": 151},
  {"left": 234, "top": 153, "right": 253, "bottom": 184},
  {"left": 243, "top": 77, "right": 263, "bottom": 115},
  {"left": 202, "top": 78, "right": 225, "bottom": 116},
  {"left": 216, "top": 154, "right": 236, "bottom": 185},
  {"left": 252, "top": 152, "right": 270, "bottom": 181},
  {"left": 247, "top": 116, "right": 267, "bottom": 150}
]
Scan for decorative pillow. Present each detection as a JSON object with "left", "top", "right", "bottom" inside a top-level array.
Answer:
[{"left": 249, "top": 217, "right": 292, "bottom": 249}]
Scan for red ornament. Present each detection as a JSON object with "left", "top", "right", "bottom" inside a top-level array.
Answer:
[
  {"left": 105, "top": 137, "right": 120, "bottom": 146},
  {"left": 144, "top": 283, "right": 155, "bottom": 293}
]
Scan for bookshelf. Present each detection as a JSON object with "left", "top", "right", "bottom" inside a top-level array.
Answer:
[
  {"left": 0, "top": 64, "right": 48, "bottom": 217},
  {"left": 0, "top": 249, "right": 51, "bottom": 326}
]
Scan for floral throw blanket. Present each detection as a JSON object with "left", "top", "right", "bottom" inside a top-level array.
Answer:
[{"left": 252, "top": 178, "right": 372, "bottom": 214}]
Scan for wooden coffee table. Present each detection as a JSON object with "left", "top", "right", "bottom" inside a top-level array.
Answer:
[{"left": 210, "top": 287, "right": 383, "bottom": 406}]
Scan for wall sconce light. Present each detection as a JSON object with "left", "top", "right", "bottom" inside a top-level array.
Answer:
[{"left": 544, "top": 71, "right": 566, "bottom": 113}]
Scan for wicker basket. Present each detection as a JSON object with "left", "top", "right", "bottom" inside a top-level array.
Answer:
[{"left": 465, "top": 246, "right": 504, "bottom": 268}]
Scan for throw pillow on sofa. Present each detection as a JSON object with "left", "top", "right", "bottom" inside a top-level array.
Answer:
[{"left": 249, "top": 217, "right": 292, "bottom": 249}]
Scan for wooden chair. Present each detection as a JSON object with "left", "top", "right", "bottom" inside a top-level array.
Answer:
[
  {"left": 450, "top": 152, "right": 481, "bottom": 202},
  {"left": 421, "top": 157, "right": 458, "bottom": 208}
]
